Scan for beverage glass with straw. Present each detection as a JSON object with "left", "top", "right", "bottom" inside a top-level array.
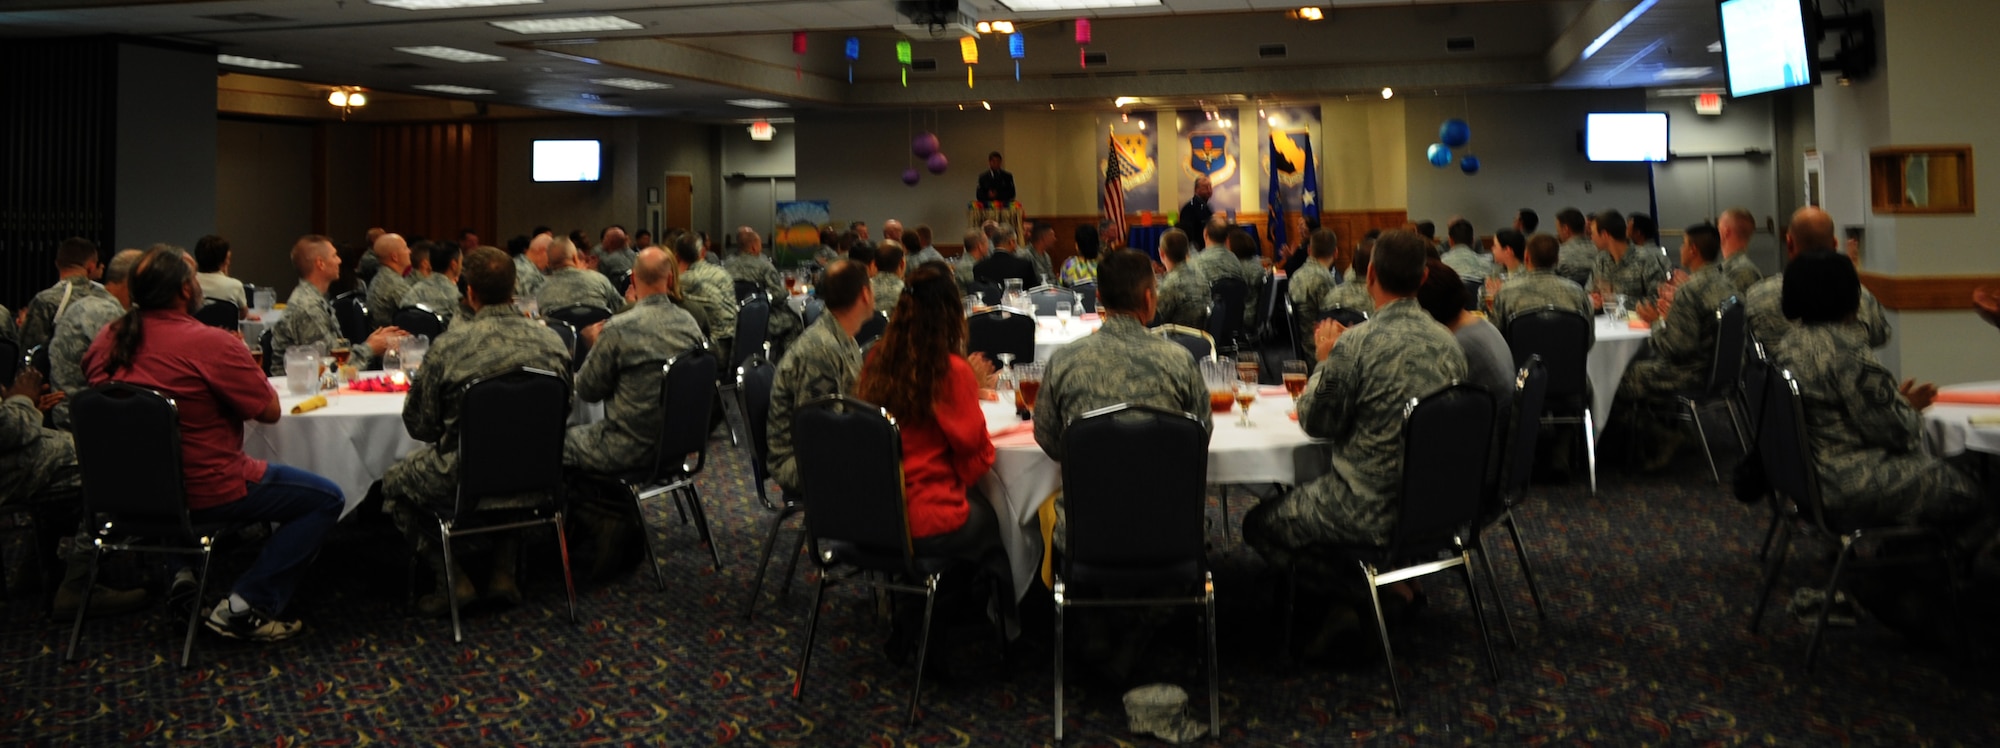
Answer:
[
  {"left": 1014, "top": 362, "right": 1044, "bottom": 418},
  {"left": 1201, "top": 357, "right": 1236, "bottom": 417},
  {"left": 1282, "top": 359, "right": 1308, "bottom": 412},
  {"left": 1055, "top": 299, "right": 1073, "bottom": 331}
]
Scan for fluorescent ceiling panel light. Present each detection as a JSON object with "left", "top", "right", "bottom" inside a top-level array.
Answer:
[
  {"left": 726, "top": 98, "right": 789, "bottom": 109},
  {"left": 414, "top": 84, "right": 496, "bottom": 95},
  {"left": 217, "top": 54, "right": 301, "bottom": 70},
  {"left": 1707, "top": 41, "right": 1723, "bottom": 53},
  {"left": 490, "top": 16, "right": 641, "bottom": 34},
  {"left": 1655, "top": 66, "right": 1715, "bottom": 81},
  {"left": 592, "top": 77, "right": 672, "bottom": 90},
  {"left": 584, "top": 103, "right": 634, "bottom": 113},
  {"left": 999, "top": 0, "right": 1160, "bottom": 10},
  {"left": 394, "top": 45, "right": 506, "bottom": 63},
  {"left": 1580, "top": 0, "right": 1660, "bottom": 61},
  {"left": 371, "top": 0, "right": 541, "bottom": 8}
]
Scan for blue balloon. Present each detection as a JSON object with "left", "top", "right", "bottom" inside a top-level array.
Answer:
[
  {"left": 1439, "top": 118, "right": 1471, "bottom": 148},
  {"left": 1427, "top": 143, "right": 1452, "bottom": 167},
  {"left": 1460, "top": 155, "right": 1481, "bottom": 175}
]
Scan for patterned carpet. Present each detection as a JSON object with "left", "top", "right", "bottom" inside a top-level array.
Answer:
[{"left": 3, "top": 430, "right": 1998, "bottom": 746}]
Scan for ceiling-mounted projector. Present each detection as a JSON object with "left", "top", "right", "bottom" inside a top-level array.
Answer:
[{"left": 894, "top": 0, "right": 979, "bottom": 40}]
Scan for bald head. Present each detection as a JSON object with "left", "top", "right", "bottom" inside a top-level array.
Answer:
[
  {"left": 736, "top": 226, "right": 762, "bottom": 255},
  {"left": 527, "top": 233, "right": 552, "bottom": 270},
  {"left": 372, "top": 232, "right": 410, "bottom": 271},
  {"left": 632, "top": 247, "right": 675, "bottom": 298},
  {"left": 546, "top": 237, "right": 577, "bottom": 269},
  {"left": 882, "top": 219, "right": 904, "bottom": 242},
  {"left": 1785, "top": 207, "right": 1837, "bottom": 261},
  {"left": 600, "top": 226, "right": 628, "bottom": 252}
]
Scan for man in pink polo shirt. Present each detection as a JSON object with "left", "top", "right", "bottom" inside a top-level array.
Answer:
[{"left": 84, "top": 245, "right": 342, "bottom": 643}]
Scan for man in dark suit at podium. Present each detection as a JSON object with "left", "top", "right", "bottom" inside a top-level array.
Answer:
[{"left": 977, "top": 152, "right": 1016, "bottom": 204}]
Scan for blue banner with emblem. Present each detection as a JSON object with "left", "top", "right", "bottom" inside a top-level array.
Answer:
[{"left": 1177, "top": 108, "right": 1240, "bottom": 213}]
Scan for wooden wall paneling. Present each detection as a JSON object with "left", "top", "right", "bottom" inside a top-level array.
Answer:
[
  {"left": 0, "top": 39, "right": 116, "bottom": 307},
  {"left": 1858, "top": 271, "right": 2000, "bottom": 311},
  {"left": 369, "top": 123, "right": 496, "bottom": 247}
]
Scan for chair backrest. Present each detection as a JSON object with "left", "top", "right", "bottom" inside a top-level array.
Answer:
[
  {"left": 1026, "top": 285, "right": 1080, "bottom": 316},
  {"left": 1503, "top": 307, "right": 1591, "bottom": 399},
  {"left": 613, "top": 270, "right": 633, "bottom": 297},
  {"left": 1206, "top": 277, "right": 1248, "bottom": 346},
  {"left": 257, "top": 328, "right": 274, "bottom": 376},
  {"left": 1151, "top": 324, "right": 1215, "bottom": 362},
  {"left": 1705, "top": 296, "right": 1747, "bottom": 398},
  {"left": 70, "top": 383, "right": 192, "bottom": 536},
  {"left": 643, "top": 345, "right": 720, "bottom": 482},
  {"left": 194, "top": 300, "right": 239, "bottom": 330},
  {"left": 1499, "top": 356, "right": 1549, "bottom": 496},
  {"left": 1061, "top": 404, "right": 1210, "bottom": 573},
  {"left": 545, "top": 304, "right": 613, "bottom": 330},
  {"left": 0, "top": 338, "right": 17, "bottom": 384},
  {"left": 966, "top": 308, "right": 1037, "bottom": 364},
  {"left": 456, "top": 367, "right": 570, "bottom": 513},
  {"left": 1740, "top": 340, "right": 1772, "bottom": 436},
  {"left": 794, "top": 395, "right": 916, "bottom": 566},
  {"left": 733, "top": 279, "right": 761, "bottom": 302},
  {"left": 732, "top": 295, "right": 772, "bottom": 370},
  {"left": 1321, "top": 306, "right": 1368, "bottom": 328},
  {"left": 393, "top": 305, "right": 445, "bottom": 340},
  {"left": 28, "top": 345, "right": 50, "bottom": 380},
  {"left": 738, "top": 355, "right": 777, "bottom": 484},
  {"left": 1555, "top": 266, "right": 1592, "bottom": 289},
  {"left": 1261, "top": 274, "right": 1290, "bottom": 336},
  {"left": 855, "top": 312, "right": 889, "bottom": 349},
  {"left": 1462, "top": 279, "right": 1484, "bottom": 312},
  {"left": 1389, "top": 383, "right": 1497, "bottom": 553},
  {"left": 800, "top": 297, "right": 826, "bottom": 327},
  {"left": 963, "top": 279, "right": 1003, "bottom": 306},
  {"left": 1070, "top": 282, "right": 1098, "bottom": 313},
  {"left": 541, "top": 319, "right": 579, "bottom": 367},
  {"left": 330, "top": 290, "right": 372, "bottom": 342},
  {"left": 1759, "top": 369, "right": 1831, "bottom": 531}
]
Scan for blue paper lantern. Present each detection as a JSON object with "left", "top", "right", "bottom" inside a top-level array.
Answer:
[
  {"left": 1459, "top": 155, "right": 1481, "bottom": 175},
  {"left": 844, "top": 37, "right": 860, "bottom": 60},
  {"left": 1008, "top": 33, "right": 1025, "bottom": 80},
  {"left": 1439, "top": 118, "right": 1471, "bottom": 148},
  {"left": 1427, "top": 143, "right": 1452, "bottom": 167}
]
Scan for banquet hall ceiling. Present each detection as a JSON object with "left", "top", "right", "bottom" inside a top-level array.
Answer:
[{"left": 0, "top": 0, "right": 1732, "bottom": 120}]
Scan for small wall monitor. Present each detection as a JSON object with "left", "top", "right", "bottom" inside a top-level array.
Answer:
[
  {"left": 533, "top": 139, "right": 602, "bottom": 182},
  {"left": 1719, "top": 0, "right": 1816, "bottom": 97},
  {"left": 1585, "top": 112, "right": 1668, "bottom": 163}
]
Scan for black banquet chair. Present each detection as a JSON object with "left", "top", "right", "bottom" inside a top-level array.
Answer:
[
  {"left": 1053, "top": 404, "right": 1219, "bottom": 741},
  {"left": 1661, "top": 296, "right": 1750, "bottom": 483},
  {"left": 586, "top": 344, "right": 725, "bottom": 587},
  {"left": 408, "top": 367, "right": 578, "bottom": 643},
  {"left": 331, "top": 290, "right": 372, "bottom": 343},
  {"left": 720, "top": 295, "right": 773, "bottom": 447},
  {"left": 1068, "top": 281, "right": 1098, "bottom": 313},
  {"left": 65, "top": 383, "right": 234, "bottom": 668},
  {"left": 0, "top": 338, "right": 17, "bottom": 386},
  {"left": 194, "top": 299, "right": 239, "bottom": 330},
  {"left": 1206, "top": 277, "right": 1249, "bottom": 356},
  {"left": 855, "top": 311, "right": 889, "bottom": 350},
  {"left": 393, "top": 304, "right": 446, "bottom": 340},
  {"left": 966, "top": 308, "right": 1036, "bottom": 366},
  {"left": 1283, "top": 383, "right": 1502, "bottom": 715},
  {"left": 1471, "top": 356, "right": 1552, "bottom": 645},
  {"left": 1025, "top": 285, "right": 1083, "bottom": 316},
  {"left": 739, "top": 356, "right": 815, "bottom": 621},
  {"left": 1503, "top": 306, "right": 1597, "bottom": 494},
  {"left": 789, "top": 395, "right": 1006, "bottom": 727},
  {"left": 1150, "top": 324, "right": 1216, "bottom": 363}
]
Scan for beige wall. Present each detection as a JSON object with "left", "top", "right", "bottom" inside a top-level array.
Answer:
[
  {"left": 1319, "top": 98, "right": 1407, "bottom": 212},
  {"left": 1404, "top": 89, "right": 1653, "bottom": 236},
  {"left": 1002, "top": 111, "right": 1101, "bottom": 215},
  {"left": 215, "top": 118, "right": 314, "bottom": 296},
  {"left": 795, "top": 109, "right": 1006, "bottom": 237}
]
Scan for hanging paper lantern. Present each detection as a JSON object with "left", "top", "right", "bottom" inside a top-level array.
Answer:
[
  {"left": 961, "top": 36, "right": 978, "bottom": 88},
  {"left": 912, "top": 132, "right": 940, "bottom": 159},
  {"left": 902, "top": 167, "right": 921, "bottom": 186},
  {"left": 896, "top": 39, "right": 912, "bottom": 88},
  {"left": 1459, "top": 155, "right": 1481, "bottom": 175},
  {"left": 1439, "top": 118, "right": 1471, "bottom": 148},
  {"left": 1075, "top": 19, "right": 1091, "bottom": 45},
  {"left": 1009, "top": 33, "right": 1024, "bottom": 81},
  {"left": 844, "top": 36, "right": 860, "bottom": 84},
  {"left": 1427, "top": 143, "right": 1453, "bottom": 167},
  {"left": 792, "top": 31, "right": 807, "bottom": 55},
  {"left": 926, "top": 152, "right": 949, "bottom": 175}
]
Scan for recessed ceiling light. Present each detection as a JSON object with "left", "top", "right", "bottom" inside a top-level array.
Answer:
[
  {"left": 584, "top": 102, "right": 634, "bottom": 113},
  {"left": 217, "top": 54, "right": 301, "bottom": 70},
  {"left": 370, "top": 0, "right": 542, "bottom": 9},
  {"left": 490, "top": 16, "right": 642, "bottom": 35},
  {"left": 414, "top": 84, "right": 496, "bottom": 95},
  {"left": 394, "top": 46, "right": 506, "bottom": 63},
  {"left": 1655, "top": 66, "right": 1715, "bottom": 80},
  {"left": 726, "top": 98, "right": 789, "bottom": 110},
  {"left": 998, "top": 0, "right": 1160, "bottom": 10},
  {"left": 592, "top": 78, "right": 673, "bottom": 91}
]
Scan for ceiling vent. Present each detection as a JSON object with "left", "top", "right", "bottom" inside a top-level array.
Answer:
[
  {"left": 912, "top": 58, "right": 938, "bottom": 72},
  {"left": 1082, "top": 51, "right": 1108, "bottom": 67},
  {"left": 1446, "top": 36, "right": 1475, "bottom": 53},
  {"left": 1258, "top": 43, "right": 1287, "bottom": 59}
]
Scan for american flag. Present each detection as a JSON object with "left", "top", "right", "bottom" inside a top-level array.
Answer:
[{"left": 1103, "top": 134, "right": 1132, "bottom": 248}]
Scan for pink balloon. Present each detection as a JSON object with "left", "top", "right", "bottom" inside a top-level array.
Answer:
[
  {"left": 926, "top": 152, "right": 949, "bottom": 175},
  {"left": 902, "top": 167, "right": 921, "bottom": 186},
  {"left": 912, "top": 132, "right": 940, "bottom": 159}
]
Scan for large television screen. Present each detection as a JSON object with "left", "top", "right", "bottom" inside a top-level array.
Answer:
[
  {"left": 533, "top": 140, "right": 601, "bottom": 182},
  {"left": 1585, "top": 113, "right": 1668, "bottom": 163},
  {"left": 1719, "top": 0, "right": 1815, "bottom": 97}
]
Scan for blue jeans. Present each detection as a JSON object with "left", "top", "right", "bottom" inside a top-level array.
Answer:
[{"left": 189, "top": 464, "right": 343, "bottom": 615}]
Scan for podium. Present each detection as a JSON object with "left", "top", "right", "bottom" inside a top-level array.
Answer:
[{"left": 968, "top": 202, "right": 1024, "bottom": 241}]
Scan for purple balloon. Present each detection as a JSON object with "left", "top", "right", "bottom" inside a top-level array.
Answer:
[
  {"left": 926, "top": 151, "right": 949, "bottom": 175},
  {"left": 902, "top": 167, "right": 921, "bottom": 186},
  {"left": 912, "top": 132, "right": 940, "bottom": 159}
]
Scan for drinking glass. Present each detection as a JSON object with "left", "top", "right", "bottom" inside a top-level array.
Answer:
[
  {"left": 1235, "top": 352, "right": 1261, "bottom": 387},
  {"left": 518, "top": 298, "right": 540, "bottom": 319},
  {"left": 1201, "top": 358, "right": 1236, "bottom": 417},
  {"left": 964, "top": 294, "right": 980, "bottom": 316},
  {"left": 1055, "top": 300, "right": 1073, "bottom": 330},
  {"left": 1613, "top": 294, "right": 1630, "bottom": 322},
  {"left": 1282, "top": 359, "right": 1309, "bottom": 406},
  {"left": 1014, "top": 362, "right": 1044, "bottom": 415},
  {"left": 995, "top": 352, "right": 1017, "bottom": 398},
  {"left": 1234, "top": 379, "right": 1257, "bottom": 427},
  {"left": 283, "top": 347, "right": 320, "bottom": 396},
  {"left": 401, "top": 334, "right": 429, "bottom": 375}
]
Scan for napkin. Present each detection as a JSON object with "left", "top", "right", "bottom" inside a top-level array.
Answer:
[
  {"left": 290, "top": 395, "right": 328, "bottom": 414},
  {"left": 348, "top": 375, "right": 411, "bottom": 393},
  {"left": 1933, "top": 391, "right": 2000, "bottom": 405},
  {"left": 1627, "top": 319, "right": 1651, "bottom": 330}
]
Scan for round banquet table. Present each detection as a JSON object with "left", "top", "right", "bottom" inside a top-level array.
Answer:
[
  {"left": 1587, "top": 316, "right": 1652, "bottom": 436},
  {"left": 1922, "top": 381, "right": 2000, "bottom": 457},
  {"left": 244, "top": 377, "right": 601, "bottom": 518},
  {"left": 1030, "top": 314, "right": 1101, "bottom": 363},
  {"left": 976, "top": 388, "right": 1318, "bottom": 600}
]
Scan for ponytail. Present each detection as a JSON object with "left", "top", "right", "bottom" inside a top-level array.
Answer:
[{"left": 103, "top": 245, "right": 195, "bottom": 374}]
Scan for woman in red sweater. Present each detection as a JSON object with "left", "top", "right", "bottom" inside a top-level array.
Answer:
[{"left": 854, "top": 261, "right": 1010, "bottom": 663}]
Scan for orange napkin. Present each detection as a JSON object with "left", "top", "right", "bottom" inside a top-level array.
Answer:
[
  {"left": 289, "top": 395, "right": 328, "bottom": 414},
  {"left": 1627, "top": 319, "right": 1651, "bottom": 330},
  {"left": 1934, "top": 391, "right": 2000, "bottom": 405},
  {"left": 990, "top": 422, "right": 1036, "bottom": 445},
  {"left": 1287, "top": 410, "right": 1299, "bottom": 422}
]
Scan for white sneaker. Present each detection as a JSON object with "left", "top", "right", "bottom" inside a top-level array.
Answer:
[{"left": 204, "top": 600, "right": 306, "bottom": 642}]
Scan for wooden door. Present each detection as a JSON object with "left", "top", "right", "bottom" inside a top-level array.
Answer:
[{"left": 665, "top": 174, "right": 693, "bottom": 231}]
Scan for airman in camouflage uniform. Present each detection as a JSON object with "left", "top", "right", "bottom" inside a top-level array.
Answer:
[
  {"left": 22, "top": 275, "right": 111, "bottom": 353},
  {"left": 512, "top": 254, "right": 545, "bottom": 300},
  {"left": 595, "top": 226, "right": 636, "bottom": 281},
  {"left": 1441, "top": 244, "right": 1491, "bottom": 284},
  {"left": 1720, "top": 251, "right": 1763, "bottom": 293},
  {"left": 399, "top": 272, "right": 463, "bottom": 327},
  {"left": 1, "top": 305, "right": 16, "bottom": 343},
  {"left": 1554, "top": 235, "right": 1598, "bottom": 290},
  {"left": 1, "top": 382, "right": 78, "bottom": 506},
  {"left": 1243, "top": 297, "right": 1469, "bottom": 567},
  {"left": 1035, "top": 318, "right": 1211, "bottom": 459},
  {"left": 1154, "top": 264, "right": 1209, "bottom": 329},
  {"left": 564, "top": 292, "right": 705, "bottom": 474},
  {"left": 365, "top": 236, "right": 415, "bottom": 331},
  {"left": 49, "top": 294, "right": 124, "bottom": 429},
  {"left": 1592, "top": 244, "right": 1669, "bottom": 303},
  {"left": 870, "top": 273, "right": 905, "bottom": 315},
  {"left": 537, "top": 266, "right": 626, "bottom": 315},
  {"left": 1744, "top": 269, "right": 1890, "bottom": 351},
  {"left": 1323, "top": 277, "right": 1374, "bottom": 315},
  {"left": 724, "top": 232, "right": 803, "bottom": 349},
  {"left": 1491, "top": 269, "right": 1594, "bottom": 342},
  {"left": 1287, "top": 257, "right": 1339, "bottom": 329},
  {"left": 679, "top": 251, "right": 738, "bottom": 360},
  {"left": 767, "top": 300, "right": 865, "bottom": 495},
  {"left": 1617, "top": 263, "right": 1733, "bottom": 401},
  {"left": 273, "top": 279, "right": 375, "bottom": 368}
]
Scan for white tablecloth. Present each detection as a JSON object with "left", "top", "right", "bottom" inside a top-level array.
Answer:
[
  {"left": 244, "top": 378, "right": 601, "bottom": 518},
  {"left": 975, "top": 390, "right": 1316, "bottom": 599},
  {"left": 1922, "top": 382, "right": 2000, "bottom": 457},
  {"left": 1030, "top": 315, "right": 1101, "bottom": 363},
  {"left": 1588, "top": 316, "right": 1651, "bottom": 436}
]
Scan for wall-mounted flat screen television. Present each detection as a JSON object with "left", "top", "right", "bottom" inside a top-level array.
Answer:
[
  {"left": 533, "top": 140, "right": 602, "bottom": 182},
  {"left": 1719, "top": 0, "right": 1816, "bottom": 97},
  {"left": 1585, "top": 112, "right": 1668, "bottom": 163}
]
